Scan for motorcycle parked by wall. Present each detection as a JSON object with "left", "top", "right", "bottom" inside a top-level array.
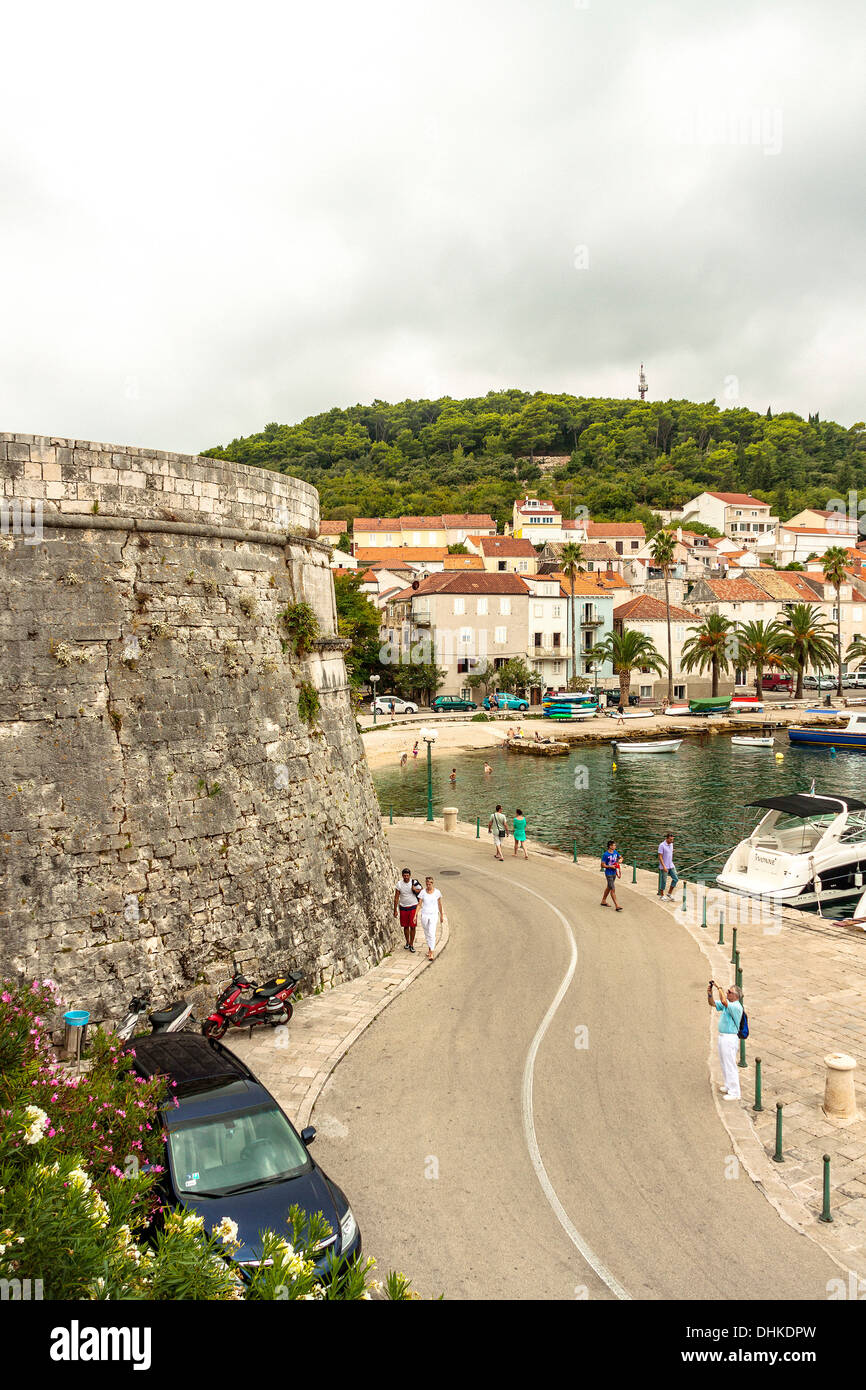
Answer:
[
  {"left": 116, "top": 994, "right": 194, "bottom": 1042},
  {"left": 201, "top": 965, "right": 305, "bottom": 1040}
]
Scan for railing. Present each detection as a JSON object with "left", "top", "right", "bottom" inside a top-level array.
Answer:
[
  {"left": 529, "top": 644, "right": 572, "bottom": 658},
  {"left": 580, "top": 614, "right": 603, "bottom": 627}
]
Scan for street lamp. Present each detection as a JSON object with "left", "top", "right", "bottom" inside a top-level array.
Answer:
[
  {"left": 370, "top": 672, "right": 380, "bottom": 725},
  {"left": 420, "top": 726, "right": 438, "bottom": 823}
]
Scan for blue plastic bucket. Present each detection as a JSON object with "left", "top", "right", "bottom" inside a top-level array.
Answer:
[{"left": 64, "top": 1010, "right": 90, "bottom": 1026}]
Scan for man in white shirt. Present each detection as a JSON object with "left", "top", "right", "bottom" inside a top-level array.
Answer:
[
  {"left": 394, "top": 868, "right": 423, "bottom": 954},
  {"left": 417, "top": 875, "right": 444, "bottom": 961}
]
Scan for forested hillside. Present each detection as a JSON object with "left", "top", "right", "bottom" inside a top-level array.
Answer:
[{"left": 203, "top": 392, "right": 866, "bottom": 531}]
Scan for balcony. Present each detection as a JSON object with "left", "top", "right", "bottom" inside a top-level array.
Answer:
[
  {"left": 412, "top": 607, "right": 431, "bottom": 626},
  {"left": 529, "top": 644, "right": 572, "bottom": 659},
  {"left": 580, "top": 612, "right": 604, "bottom": 627}
]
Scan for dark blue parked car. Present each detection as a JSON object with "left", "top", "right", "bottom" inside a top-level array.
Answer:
[{"left": 126, "top": 1033, "right": 360, "bottom": 1276}]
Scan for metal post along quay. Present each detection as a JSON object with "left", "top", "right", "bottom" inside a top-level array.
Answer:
[
  {"left": 370, "top": 672, "right": 380, "bottom": 726},
  {"left": 420, "top": 726, "right": 438, "bottom": 824}
]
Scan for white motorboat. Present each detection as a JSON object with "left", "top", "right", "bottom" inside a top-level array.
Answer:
[
  {"left": 664, "top": 704, "right": 690, "bottom": 716},
  {"left": 611, "top": 739, "right": 682, "bottom": 754},
  {"left": 620, "top": 708, "right": 655, "bottom": 720},
  {"left": 731, "top": 735, "right": 775, "bottom": 747},
  {"left": 717, "top": 789, "right": 866, "bottom": 906}
]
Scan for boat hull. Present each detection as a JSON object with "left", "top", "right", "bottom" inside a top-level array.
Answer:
[
  {"left": 788, "top": 728, "right": 866, "bottom": 749},
  {"left": 731, "top": 737, "right": 774, "bottom": 747},
  {"left": 612, "top": 740, "right": 682, "bottom": 754}
]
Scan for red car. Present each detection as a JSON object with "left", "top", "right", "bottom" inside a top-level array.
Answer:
[{"left": 758, "top": 674, "right": 793, "bottom": 692}]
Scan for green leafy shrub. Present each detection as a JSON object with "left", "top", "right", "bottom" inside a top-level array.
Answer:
[
  {"left": 470, "top": 713, "right": 491, "bottom": 722},
  {"left": 298, "top": 681, "right": 320, "bottom": 725},
  {"left": 0, "top": 978, "right": 424, "bottom": 1301},
  {"left": 279, "top": 602, "right": 320, "bottom": 656}
]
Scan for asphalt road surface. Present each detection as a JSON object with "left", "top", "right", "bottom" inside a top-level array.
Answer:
[{"left": 313, "top": 825, "right": 840, "bottom": 1300}]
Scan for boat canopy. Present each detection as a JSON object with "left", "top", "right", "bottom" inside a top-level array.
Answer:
[{"left": 747, "top": 793, "right": 866, "bottom": 817}]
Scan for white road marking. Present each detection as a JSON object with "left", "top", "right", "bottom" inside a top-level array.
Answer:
[{"left": 470, "top": 863, "right": 631, "bottom": 1300}]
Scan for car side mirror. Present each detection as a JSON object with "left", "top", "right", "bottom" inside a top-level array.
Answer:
[{"left": 301, "top": 1126, "right": 316, "bottom": 1146}]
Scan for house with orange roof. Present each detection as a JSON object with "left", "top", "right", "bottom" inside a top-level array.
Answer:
[
  {"left": 612, "top": 593, "right": 701, "bottom": 701},
  {"left": 675, "top": 491, "right": 779, "bottom": 546},
  {"left": 351, "top": 513, "right": 496, "bottom": 552},
  {"left": 353, "top": 546, "right": 448, "bottom": 573},
  {"left": 468, "top": 534, "right": 539, "bottom": 575}
]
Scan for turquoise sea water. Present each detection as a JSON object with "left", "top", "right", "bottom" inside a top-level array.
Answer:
[{"left": 373, "top": 734, "right": 866, "bottom": 896}]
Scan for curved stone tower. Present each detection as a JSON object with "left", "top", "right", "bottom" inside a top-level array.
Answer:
[{"left": 0, "top": 432, "right": 396, "bottom": 1018}]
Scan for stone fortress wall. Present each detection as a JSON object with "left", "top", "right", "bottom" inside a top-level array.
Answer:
[{"left": 0, "top": 433, "right": 397, "bottom": 1019}]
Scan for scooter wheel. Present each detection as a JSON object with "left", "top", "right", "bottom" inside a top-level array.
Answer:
[{"left": 202, "top": 1018, "right": 227, "bottom": 1041}]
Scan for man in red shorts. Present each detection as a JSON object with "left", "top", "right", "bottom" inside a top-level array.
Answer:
[{"left": 394, "top": 867, "right": 423, "bottom": 954}]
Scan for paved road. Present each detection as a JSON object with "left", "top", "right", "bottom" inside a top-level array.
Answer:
[{"left": 313, "top": 826, "right": 839, "bottom": 1300}]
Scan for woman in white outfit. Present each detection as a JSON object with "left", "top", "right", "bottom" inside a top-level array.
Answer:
[{"left": 417, "top": 875, "right": 444, "bottom": 961}]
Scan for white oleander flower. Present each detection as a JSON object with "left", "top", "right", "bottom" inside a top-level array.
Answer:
[
  {"left": 22, "top": 1105, "right": 48, "bottom": 1145},
  {"left": 214, "top": 1216, "right": 239, "bottom": 1246}
]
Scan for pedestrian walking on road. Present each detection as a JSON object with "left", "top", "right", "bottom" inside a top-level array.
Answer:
[
  {"left": 708, "top": 980, "right": 744, "bottom": 1100},
  {"left": 657, "top": 832, "right": 679, "bottom": 898},
  {"left": 488, "top": 804, "right": 508, "bottom": 860},
  {"left": 418, "top": 875, "right": 444, "bottom": 960},
  {"left": 600, "top": 839, "right": 623, "bottom": 910},
  {"left": 512, "top": 808, "right": 528, "bottom": 859},
  {"left": 394, "top": 867, "right": 423, "bottom": 953}
]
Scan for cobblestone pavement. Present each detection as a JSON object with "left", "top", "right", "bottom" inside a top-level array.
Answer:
[{"left": 225, "top": 910, "right": 450, "bottom": 1131}]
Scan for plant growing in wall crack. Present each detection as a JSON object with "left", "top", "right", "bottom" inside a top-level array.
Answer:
[
  {"left": 279, "top": 601, "right": 320, "bottom": 657},
  {"left": 297, "top": 681, "right": 320, "bottom": 726}
]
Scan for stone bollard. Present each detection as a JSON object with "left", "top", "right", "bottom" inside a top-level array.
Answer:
[
  {"left": 442, "top": 806, "right": 458, "bottom": 833},
  {"left": 822, "top": 1053, "right": 859, "bottom": 1123}
]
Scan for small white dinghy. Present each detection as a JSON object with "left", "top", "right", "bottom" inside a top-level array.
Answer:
[
  {"left": 731, "top": 735, "right": 775, "bottom": 748},
  {"left": 612, "top": 739, "right": 682, "bottom": 754},
  {"left": 664, "top": 704, "right": 690, "bottom": 716},
  {"left": 620, "top": 708, "right": 655, "bottom": 720}
]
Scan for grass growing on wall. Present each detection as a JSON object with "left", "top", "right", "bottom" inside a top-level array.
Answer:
[
  {"left": 298, "top": 681, "right": 320, "bottom": 726},
  {"left": 279, "top": 602, "right": 320, "bottom": 657}
]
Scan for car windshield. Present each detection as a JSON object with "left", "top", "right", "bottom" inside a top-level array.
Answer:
[{"left": 169, "top": 1103, "right": 311, "bottom": 1197}]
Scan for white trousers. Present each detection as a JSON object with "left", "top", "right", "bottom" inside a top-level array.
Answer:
[
  {"left": 718, "top": 1032, "right": 741, "bottom": 1098},
  {"left": 420, "top": 915, "right": 438, "bottom": 950}
]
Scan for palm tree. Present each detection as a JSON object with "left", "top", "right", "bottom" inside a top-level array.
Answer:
[
  {"left": 650, "top": 529, "right": 677, "bottom": 704},
  {"left": 735, "top": 619, "right": 787, "bottom": 697},
  {"left": 777, "top": 603, "right": 837, "bottom": 698},
  {"left": 680, "top": 613, "right": 735, "bottom": 697},
  {"left": 588, "top": 627, "right": 667, "bottom": 707},
  {"left": 821, "top": 546, "right": 850, "bottom": 696},
  {"left": 560, "top": 541, "right": 584, "bottom": 690},
  {"left": 845, "top": 633, "right": 866, "bottom": 675}
]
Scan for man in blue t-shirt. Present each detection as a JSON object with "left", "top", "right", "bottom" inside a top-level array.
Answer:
[
  {"left": 600, "top": 839, "right": 623, "bottom": 911},
  {"left": 708, "top": 980, "right": 744, "bottom": 1099}
]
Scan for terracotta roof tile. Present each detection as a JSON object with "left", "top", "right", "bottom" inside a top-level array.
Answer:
[{"left": 613, "top": 594, "right": 699, "bottom": 622}]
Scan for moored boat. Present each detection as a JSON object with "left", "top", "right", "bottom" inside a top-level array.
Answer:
[
  {"left": 689, "top": 696, "right": 732, "bottom": 714},
  {"left": 731, "top": 735, "right": 775, "bottom": 747},
  {"left": 664, "top": 704, "right": 690, "bottom": 716},
  {"left": 789, "top": 713, "right": 866, "bottom": 749},
  {"left": 620, "top": 708, "right": 655, "bottom": 720},
  {"left": 717, "top": 789, "right": 866, "bottom": 906},
  {"left": 611, "top": 739, "right": 682, "bottom": 754}
]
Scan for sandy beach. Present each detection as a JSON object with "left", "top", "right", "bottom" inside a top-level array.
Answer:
[{"left": 360, "top": 703, "right": 854, "bottom": 770}]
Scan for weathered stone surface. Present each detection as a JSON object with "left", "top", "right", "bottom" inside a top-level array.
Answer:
[{"left": 0, "top": 436, "right": 396, "bottom": 1022}]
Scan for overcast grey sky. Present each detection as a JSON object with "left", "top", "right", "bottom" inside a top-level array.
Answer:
[{"left": 1, "top": 0, "right": 863, "bottom": 453}]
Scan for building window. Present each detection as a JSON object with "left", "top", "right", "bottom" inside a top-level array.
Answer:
[
  {"left": 674, "top": 684, "right": 685, "bottom": 699},
  {"left": 495, "top": 626, "right": 507, "bottom": 644},
  {"left": 460, "top": 628, "right": 472, "bottom": 644},
  {"left": 553, "top": 604, "right": 561, "bottom": 618},
  {"left": 533, "top": 603, "right": 543, "bottom": 617},
  {"left": 453, "top": 597, "right": 465, "bottom": 615},
  {"left": 500, "top": 598, "right": 511, "bottom": 615},
  {"left": 477, "top": 597, "right": 488, "bottom": 615},
  {"left": 498, "top": 560, "right": 506, "bottom": 571},
  {"left": 640, "top": 684, "right": 652, "bottom": 699}
]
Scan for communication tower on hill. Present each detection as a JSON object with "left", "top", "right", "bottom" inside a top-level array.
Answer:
[{"left": 638, "top": 363, "right": 648, "bottom": 401}]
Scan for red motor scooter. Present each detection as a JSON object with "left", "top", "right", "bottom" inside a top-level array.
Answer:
[{"left": 201, "top": 963, "right": 305, "bottom": 1040}]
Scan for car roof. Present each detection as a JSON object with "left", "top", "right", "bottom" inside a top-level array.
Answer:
[{"left": 125, "top": 1033, "right": 253, "bottom": 1096}]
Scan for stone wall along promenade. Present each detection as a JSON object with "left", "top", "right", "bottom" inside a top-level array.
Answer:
[{"left": 0, "top": 434, "right": 397, "bottom": 1021}]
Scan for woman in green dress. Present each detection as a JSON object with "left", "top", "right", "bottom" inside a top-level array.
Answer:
[{"left": 512, "top": 808, "right": 528, "bottom": 859}]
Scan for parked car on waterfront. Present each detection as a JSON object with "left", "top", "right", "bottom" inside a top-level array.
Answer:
[
  {"left": 125, "top": 1033, "right": 361, "bottom": 1277},
  {"left": 370, "top": 695, "right": 418, "bottom": 714},
  {"left": 803, "top": 675, "right": 836, "bottom": 690},
  {"left": 431, "top": 695, "right": 477, "bottom": 712},
  {"left": 483, "top": 693, "right": 529, "bottom": 711},
  {"left": 759, "top": 673, "right": 794, "bottom": 692}
]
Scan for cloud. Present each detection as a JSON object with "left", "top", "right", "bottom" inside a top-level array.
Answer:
[{"left": 0, "top": 0, "right": 863, "bottom": 454}]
